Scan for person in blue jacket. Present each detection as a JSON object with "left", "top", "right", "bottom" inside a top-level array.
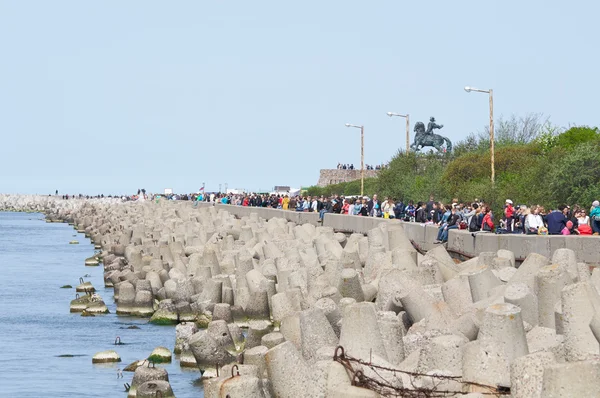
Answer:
[{"left": 546, "top": 205, "right": 568, "bottom": 235}]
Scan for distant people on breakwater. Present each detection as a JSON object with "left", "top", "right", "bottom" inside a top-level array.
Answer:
[
  {"left": 336, "top": 163, "right": 388, "bottom": 170},
  {"left": 57, "top": 190, "right": 600, "bottom": 239}
]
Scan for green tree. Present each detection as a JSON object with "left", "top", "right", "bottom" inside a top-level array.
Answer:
[
  {"left": 546, "top": 141, "right": 600, "bottom": 206},
  {"left": 555, "top": 126, "right": 600, "bottom": 150}
]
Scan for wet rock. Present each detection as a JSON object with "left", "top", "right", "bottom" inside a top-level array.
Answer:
[{"left": 92, "top": 350, "right": 121, "bottom": 363}]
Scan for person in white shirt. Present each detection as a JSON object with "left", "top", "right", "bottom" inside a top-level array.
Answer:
[
  {"left": 525, "top": 205, "right": 545, "bottom": 234},
  {"left": 576, "top": 208, "right": 589, "bottom": 226}
]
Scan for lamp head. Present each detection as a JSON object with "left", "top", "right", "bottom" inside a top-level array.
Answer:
[
  {"left": 386, "top": 112, "right": 393, "bottom": 117},
  {"left": 464, "top": 86, "right": 472, "bottom": 92},
  {"left": 345, "top": 123, "right": 351, "bottom": 127}
]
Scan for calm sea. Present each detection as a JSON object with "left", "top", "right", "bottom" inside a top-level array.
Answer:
[{"left": 0, "top": 212, "right": 203, "bottom": 397}]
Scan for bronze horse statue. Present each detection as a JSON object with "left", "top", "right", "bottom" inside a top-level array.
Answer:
[{"left": 411, "top": 120, "right": 452, "bottom": 153}]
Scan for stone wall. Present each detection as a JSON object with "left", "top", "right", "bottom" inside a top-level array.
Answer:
[{"left": 316, "top": 169, "right": 379, "bottom": 187}]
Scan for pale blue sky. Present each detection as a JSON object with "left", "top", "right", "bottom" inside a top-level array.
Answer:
[{"left": 0, "top": 1, "right": 597, "bottom": 195}]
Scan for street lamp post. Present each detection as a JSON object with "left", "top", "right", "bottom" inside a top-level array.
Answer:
[
  {"left": 464, "top": 86, "right": 495, "bottom": 183},
  {"left": 345, "top": 123, "right": 364, "bottom": 196},
  {"left": 387, "top": 112, "right": 410, "bottom": 155}
]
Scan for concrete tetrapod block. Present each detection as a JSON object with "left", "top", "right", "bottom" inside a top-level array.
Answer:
[
  {"left": 496, "top": 249, "right": 516, "bottom": 268},
  {"left": 462, "top": 339, "right": 511, "bottom": 389},
  {"left": 375, "top": 269, "right": 421, "bottom": 312},
  {"left": 299, "top": 307, "right": 339, "bottom": 363},
  {"left": 417, "top": 334, "right": 468, "bottom": 377},
  {"left": 413, "top": 257, "right": 445, "bottom": 285},
  {"left": 339, "top": 302, "right": 387, "bottom": 361},
  {"left": 535, "top": 264, "right": 572, "bottom": 329},
  {"left": 341, "top": 246, "right": 362, "bottom": 270},
  {"left": 188, "top": 331, "right": 237, "bottom": 372},
  {"left": 492, "top": 257, "right": 513, "bottom": 270},
  {"left": 337, "top": 268, "right": 365, "bottom": 302},
  {"left": 561, "top": 282, "right": 600, "bottom": 361},
  {"left": 270, "top": 292, "right": 297, "bottom": 326},
  {"left": 449, "top": 312, "right": 480, "bottom": 341},
  {"left": 377, "top": 311, "right": 405, "bottom": 366},
  {"left": 398, "top": 288, "right": 438, "bottom": 324},
  {"left": 590, "top": 311, "right": 600, "bottom": 343},
  {"left": 541, "top": 359, "right": 600, "bottom": 397},
  {"left": 361, "top": 282, "right": 378, "bottom": 303},
  {"left": 391, "top": 249, "right": 418, "bottom": 273},
  {"left": 526, "top": 326, "right": 565, "bottom": 361},
  {"left": 261, "top": 332, "right": 285, "bottom": 349},
  {"left": 509, "top": 252, "right": 550, "bottom": 291},
  {"left": 577, "top": 262, "right": 591, "bottom": 282},
  {"left": 212, "top": 303, "right": 233, "bottom": 323},
  {"left": 207, "top": 320, "right": 235, "bottom": 352},
  {"left": 246, "top": 320, "right": 273, "bottom": 350},
  {"left": 478, "top": 303, "right": 529, "bottom": 363},
  {"left": 551, "top": 248, "right": 579, "bottom": 281},
  {"left": 245, "top": 290, "right": 271, "bottom": 321},
  {"left": 510, "top": 351, "right": 556, "bottom": 398},
  {"left": 477, "top": 251, "right": 497, "bottom": 268},
  {"left": 504, "top": 282, "right": 539, "bottom": 327},
  {"left": 279, "top": 313, "right": 301, "bottom": 349},
  {"left": 425, "top": 245, "right": 460, "bottom": 282},
  {"left": 204, "top": 364, "right": 265, "bottom": 398},
  {"left": 245, "top": 345, "right": 268, "bottom": 378},
  {"left": 314, "top": 297, "right": 342, "bottom": 338},
  {"left": 388, "top": 224, "right": 415, "bottom": 252},
  {"left": 441, "top": 275, "right": 473, "bottom": 315},
  {"left": 136, "top": 380, "right": 175, "bottom": 398},
  {"left": 127, "top": 366, "right": 169, "bottom": 398},
  {"left": 465, "top": 265, "right": 503, "bottom": 303},
  {"left": 265, "top": 341, "right": 315, "bottom": 398},
  {"left": 363, "top": 246, "right": 392, "bottom": 284},
  {"left": 210, "top": 374, "right": 265, "bottom": 398},
  {"left": 173, "top": 322, "right": 198, "bottom": 354}
]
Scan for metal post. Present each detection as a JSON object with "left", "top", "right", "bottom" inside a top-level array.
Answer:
[
  {"left": 219, "top": 184, "right": 222, "bottom": 193},
  {"left": 406, "top": 114, "right": 410, "bottom": 155},
  {"left": 489, "top": 89, "right": 495, "bottom": 184},
  {"left": 360, "top": 126, "right": 364, "bottom": 196}
]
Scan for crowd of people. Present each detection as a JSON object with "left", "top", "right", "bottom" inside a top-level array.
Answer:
[
  {"left": 336, "top": 163, "right": 388, "bottom": 170},
  {"left": 208, "top": 192, "right": 600, "bottom": 242},
  {"left": 57, "top": 187, "right": 600, "bottom": 242}
]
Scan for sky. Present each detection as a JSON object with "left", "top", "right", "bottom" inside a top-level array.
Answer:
[{"left": 0, "top": 1, "right": 598, "bottom": 195}]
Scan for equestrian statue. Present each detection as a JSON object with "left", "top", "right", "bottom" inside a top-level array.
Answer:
[{"left": 411, "top": 117, "right": 452, "bottom": 153}]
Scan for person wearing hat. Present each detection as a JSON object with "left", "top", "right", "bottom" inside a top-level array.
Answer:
[
  {"left": 590, "top": 200, "right": 600, "bottom": 235},
  {"left": 504, "top": 199, "right": 515, "bottom": 233}
]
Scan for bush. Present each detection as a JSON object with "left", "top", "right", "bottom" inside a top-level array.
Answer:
[
  {"left": 555, "top": 126, "right": 600, "bottom": 150},
  {"left": 546, "top": 141, "right": 600, "bottom": 207}
]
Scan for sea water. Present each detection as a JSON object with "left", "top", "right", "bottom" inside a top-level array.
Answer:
[{"left": 0, "top": 212, "right": 203, "bottom": 397}]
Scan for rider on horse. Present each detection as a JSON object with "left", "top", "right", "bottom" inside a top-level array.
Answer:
[{"left": 426, "top": 117, "right": 443, "bottom": 136}]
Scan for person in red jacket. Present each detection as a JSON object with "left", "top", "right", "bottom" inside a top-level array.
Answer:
[
  {"left": 482, "top": 205, "right": 495, "bottom": 232},
  {"left": 504, "top": 199, "right": 514, "bottom": 232}
]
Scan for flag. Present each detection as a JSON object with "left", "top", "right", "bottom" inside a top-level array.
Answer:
[{"left": 199, "top": 187, "right": 204, "bottom": 191}]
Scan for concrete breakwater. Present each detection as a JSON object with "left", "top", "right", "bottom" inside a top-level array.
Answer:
[{"left": 3, "top": 195, "right": 600, "bottom": 397}]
